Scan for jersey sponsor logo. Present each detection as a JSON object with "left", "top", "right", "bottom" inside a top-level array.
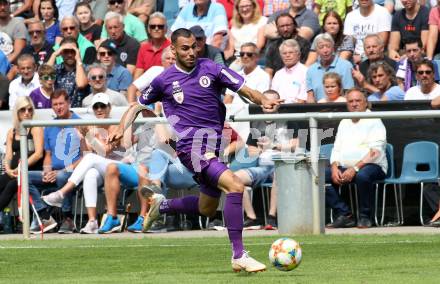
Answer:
[
  {"left": 172, "top": 81, "right": 184, "bottom": 104},
  {"left": 199, "top": 75, "right": 211, "bottom": 88},
  {"left": 120, "top": 52, "right": 128, "bottom": 62},
  {"left": 141, "top": 85, "right": 153, "bottom": 101},
  {"left": 221, "top": 69, "right": 239, "bottom": 84}
]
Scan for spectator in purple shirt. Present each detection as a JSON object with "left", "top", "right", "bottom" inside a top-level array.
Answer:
[
  {"left": 29, "top": 64, "right": 56, "bottom": 109},
  {"left": 108, "top": 28, "right": 282, "bottom": 273}
]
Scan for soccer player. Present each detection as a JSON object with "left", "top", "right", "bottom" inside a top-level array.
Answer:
[{"left": 109, "top": 28, "right": 282, "bottom": 272}]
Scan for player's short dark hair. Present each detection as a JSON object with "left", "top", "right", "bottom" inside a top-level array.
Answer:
[
  {"left": 404, "top": 37, "right": 423, "bottom": 49},
  {"left": 171, "top": 28, "right": 194, "bottom": 45},
  {"left": 51, "top": 89, "right": 70, "bottom": 102}
]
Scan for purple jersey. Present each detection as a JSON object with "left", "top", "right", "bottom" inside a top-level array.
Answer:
[
  {"left": 138, "top": 58, "right": 245, "bottom": 152},
  {"left": 29, "top": 87, "right": 51, "bottom": 109}
]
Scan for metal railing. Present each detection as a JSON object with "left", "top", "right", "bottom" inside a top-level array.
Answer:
[{"left": 19, "top": 110, "right": 440, "bottom": 238}]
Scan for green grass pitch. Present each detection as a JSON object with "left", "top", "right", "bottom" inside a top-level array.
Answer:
[{"left": 0, "top": 234, "right": 439, "bottom": 283}]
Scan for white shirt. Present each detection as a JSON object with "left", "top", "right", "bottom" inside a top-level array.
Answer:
[
  {"left": 82, "top": 89, "right": 129, "bottom": 108},
  {"left": 8, "top": 74, "right": 40, "bottom": 110},
  {"left": 404, "top": 84, "right": 440, "bottom": 100},
  {"left": 344, "top": 4, "right": 392, "bottom": 56},
  {"left": 226, "top": 65, "right": 270, "bottom": 106},
  {"left": 230, "top": 17, "right": 267, "bottom": 54},
  {"left": 271, "top": 63, "right": 308, "bottom": 103},
  {"left": 133, "top": 66, "right": 165, "bottom": 92},
  {"left": 331, "top": 112, "right": 388, "bottom": 173}
]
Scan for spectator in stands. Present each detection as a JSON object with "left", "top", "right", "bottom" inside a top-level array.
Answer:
[
  {"left": 96, "top": 40, "right": 133, "bottom": 93},
  {"left": 367, "top": 61, "right": 405, "bottom": 101},
  {"left": 98, "top": 122, "right": 158, "bottom": 234},
  {"left": 190, "top": 25, "right": 225, "bottom": 65},
  {"left": 101, "top": 0, "right": 148, "bottom": 43},
  {"left": 0, "top": 0, "right": 27, "bottom": 63},
  {"left": 224, "top": 42, "right": 270, "bottom": 105},
  {"left": 9, "top": 0, "right": 33, "bottom": 18},
  {"left": 127, "top": 0, "right": 155, "bottom": 24},
  {"left": 388, "top": 0, "right": 429, "bottom": 61},
  {"left": 306, "top": 33, "right": 354, "bottom": 102},
  {"left": 29, "top": 64, "right": 55, "bottom": 109},
  {"left": 384, "top": 0, "right": 404, "bottom": 14},
  {"left": 0, "top": 49, "right": 10, "bottom": 76},
  {"left": 28, "top": 89, "right": 83, "bottom": 233},
  {"left": 223, "top": 0, "right": 267, "bottom": 63},
  {"left": 89, "top": 0, "right": 108, "bottom": 26},
  {"left": 318, "top": 72, "right": 347, "bottom": 103},
  {"left": 47, "top": 37, "right": 89, "bottom": 108},
  {"left": 313, "top": 0, "right": 352, "bottom": 25},
  {"left": 82, "top": 63, "right": 128, "bottom": 107},
  {"left": 0, "top": 74, "right": 8, "bottom": 109},
  {"left": 352, "top": 34, "right": 396, "bottom": 94},
  {"left": 134, "top": 12, "right": 171, "bottom": 80},
  {"left": 37, "top": 0, "right": 61, "bottom": 46},
  {"left": 55, "top": 0, "right": 76, "bottom": 20},
  {"left": 405, "top": 59, "right": 440, "bottom": 100},
  {"left": 271, "top": 39, "right": 307, "bottom": 103},
  {"left": 326, "top": 88, "right": 387, "bottom": 229},
  {"left": 306, "top": 11, "right": 354, "bottom": 66},
  {"left": 397, "top": 38, "right": 434, "bottom": 91},
  {"left": 427, "top": 0, "right": 440, "bottom": 60},
  {"left": 8, "top": 54, "right": 40, "bottom": 110},
  {"left": 0, "top": 97, "right": 43, "bottom": 217},
  {"left": 171, "top": 0, "right": 228, "bottom": 49},
  {"left": 103, "top": 12, "right": 140, "bottom": 75},
  {"left": 128, "top": 46, "right": 175, "bottom": 103},
  {"left": 235, "top": 90, "right": 298, "bottom": 230},
  {"left": 344, "top": 0, "right": 391, "bottom": 64},
  {"left": 264, "top": 13, "right": 310, "bottom": 77},
  {"left": 262, "top": 0, "right": 290, "bottom": 17},
  {"left": 21, "top": 19, "right": 54, "bottom": 66},
  {"left": 75, "top": 1, "right": 102, "bottom": 47},
  {"left": 42, "top": 93, "right": 127, "bottom": 234},
  {"left": 56, "top": 16, "right": 97, "bottom": 65},
  {"left": 265, "top": 0, "right": 320, "bottom": 41}
]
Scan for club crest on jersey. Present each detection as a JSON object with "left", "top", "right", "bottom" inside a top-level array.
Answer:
[
  {"left": 172, "top": 81, "right": 184, "bottom": 104},
  {"left": 199, "top": 75, "right": 211, "bottom": 88}
]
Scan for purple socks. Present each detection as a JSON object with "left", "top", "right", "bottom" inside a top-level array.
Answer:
[
  {"left": 224, "top": 192, "right": 244, "bottom": 259},
  {"left": 159, "top": 196, "right": 200, "bottom": 215}
]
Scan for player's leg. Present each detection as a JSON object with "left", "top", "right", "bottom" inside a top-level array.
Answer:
[{"left": 216, "top": 169, "right": 266, "bottom": 272}]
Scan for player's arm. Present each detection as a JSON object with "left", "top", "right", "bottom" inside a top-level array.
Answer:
[
  {"left": 109, "top": 102, "right": 156, "bottom": 143},
  {"left": 237, "top": 85, "right": 284, "bottom": 109}
]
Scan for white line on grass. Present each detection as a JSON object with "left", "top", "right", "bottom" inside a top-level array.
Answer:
[{"left": 0, "top": 239, "right": 437, "bottom": 250}]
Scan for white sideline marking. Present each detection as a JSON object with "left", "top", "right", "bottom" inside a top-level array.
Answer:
[{"left": 0, "top": 239, "right": 436, "bottom": 250}]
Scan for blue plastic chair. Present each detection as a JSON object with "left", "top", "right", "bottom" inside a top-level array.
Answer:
[
  {"left": 320, "top": 144, "right": 334, "bottom": 160},
  {"left": 382, "top": 141, "right": 439, "bottom": 225},
  {"left": 374, "top": 143, "right": 398, "bottom": 226}
]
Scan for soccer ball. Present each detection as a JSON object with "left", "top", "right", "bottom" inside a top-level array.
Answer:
[{"left": 269, "top": 238, "right": 302, "bottom": 271}]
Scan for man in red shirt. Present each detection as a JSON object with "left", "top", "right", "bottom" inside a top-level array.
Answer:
[{"left": 134, "top": 12, "right": 170, "bottom": 80}]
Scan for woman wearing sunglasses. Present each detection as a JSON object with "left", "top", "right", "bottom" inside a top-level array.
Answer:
[
  {"left": 29, "top": 64, "right": 56, "bottom": 109},
  {"left": 42, "top": 93, "right": 129, "bottom": 234},
  {"left": 0, "top": 97, "right": 43, "bottom": 223}
]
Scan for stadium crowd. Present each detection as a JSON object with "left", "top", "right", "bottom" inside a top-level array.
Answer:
[{"left": 1, "top": 0, "right": 440, "bottom": 234}]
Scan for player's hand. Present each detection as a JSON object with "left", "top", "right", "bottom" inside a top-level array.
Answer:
[
  {"left": 261, "top": 97, "right": 284, "bottom": 111},
  {"left": 108, "top": 126, "right": 124, "bottom": 143}
]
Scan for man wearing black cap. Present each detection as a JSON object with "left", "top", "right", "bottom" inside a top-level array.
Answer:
[
  {"left": 103, "top": 11, "right": 140, "bottom": 75},
  {"left": 190, "top": 25, "right": 225, "bottom": 65},
  {"left": 97, "top": 40, "right": 132, "bottom": 93}
]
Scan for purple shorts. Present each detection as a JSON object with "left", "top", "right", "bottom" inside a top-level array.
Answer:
[{"left": 177, "top": 151, "right": 228, "bottom": 198}]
